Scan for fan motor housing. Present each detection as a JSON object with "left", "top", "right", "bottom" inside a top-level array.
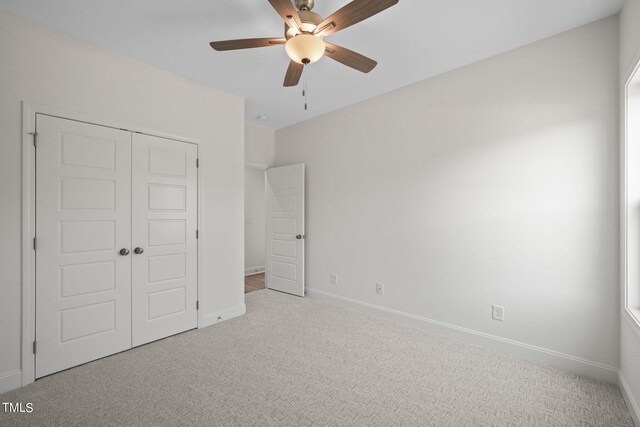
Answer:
[{"left": 285, "top": 10, "right": 324, "bottom": 39}]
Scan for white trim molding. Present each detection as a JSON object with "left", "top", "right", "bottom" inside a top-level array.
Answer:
[
  {"left": 626, "top": 308, "right": 640, "bottom": 341},
  {"left": 245, "top": 266, "right": 265, "bottom": 276},
  {"left": 201, "top": 304, "right": 247, "bottom": 328},
  {"left": 620, "top": 39, "right": 640, "bottom": 427},
  {"left": 621, "top": 55, "right": 640, "bottom": 342},
  {"left": 619, "top": 371, "right": 640, "bottom": 427},
  {"left": 307, "top": 288, "right": 619, "bottom": 384},
  {"left": 0, "top": 370, "right": 22, "bottom": 394}
]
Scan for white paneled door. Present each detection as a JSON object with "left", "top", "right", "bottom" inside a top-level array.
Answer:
[
  {"left": 35, "top": 115, "right": 198, "bottom": 378},
  {"left": 131, "top": 133, "right": 198, "bottom": 346},
  {"left": 266, "top": 164, "right": 305, "bottom": 296},
  {"left": 35, "top": 115, "right": 133, "bottom": 378}
]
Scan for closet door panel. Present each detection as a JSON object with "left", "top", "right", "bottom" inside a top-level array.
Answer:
[
  {"left": 131, "top": 134, "right": 198, "bottom": 346},
  {"left": 35, "top": 115, "right": 132, "bottom": 378}
]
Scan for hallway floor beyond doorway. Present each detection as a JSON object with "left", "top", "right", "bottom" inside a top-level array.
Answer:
[{"left": 245, "top": 273, "right": 265, "bottom": 294}]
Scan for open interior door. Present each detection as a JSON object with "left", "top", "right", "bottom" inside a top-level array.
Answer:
[{"left": 265, "top": 164, "right": 305, "bottom": 296}]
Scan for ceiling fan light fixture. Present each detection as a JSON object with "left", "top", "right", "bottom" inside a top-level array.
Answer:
[
  {"left": 285, "top": 34, "right": 325, "bottom": 65},
  {"left": 210, "top": 0, "right": 399, "bottom": 86}
]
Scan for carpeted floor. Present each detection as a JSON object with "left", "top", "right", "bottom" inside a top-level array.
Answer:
[{"left": 0, "top": 290, "right": 633, "bottom": 426}]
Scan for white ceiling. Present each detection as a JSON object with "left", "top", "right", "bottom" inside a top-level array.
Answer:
[{"left": 0, "top": 0, "right": 624, "bottom": 129}]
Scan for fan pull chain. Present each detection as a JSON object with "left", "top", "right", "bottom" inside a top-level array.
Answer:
[{"left": 303, "top": 67, "right": 308, "bottom": 111}]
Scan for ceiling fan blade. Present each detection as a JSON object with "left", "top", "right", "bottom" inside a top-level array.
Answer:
[
  {"left": 210, "top": 38, "right": 286, "bottom": 51},
  {"left": 268, "top": 0, "right": 304, "bottom": 32},
  {"left": 324, "top": 43, "right": 377, "bottom": 73},
  {"left": 314, "top": 0, "right": 399, "bottom": 37},
  {"left": 284, "top": 61, "right": 304, "bottom": 87}
]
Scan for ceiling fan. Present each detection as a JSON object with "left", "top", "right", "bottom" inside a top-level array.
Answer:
[{"left": 210, "top": 0, "right": 399, "bottom": 87}]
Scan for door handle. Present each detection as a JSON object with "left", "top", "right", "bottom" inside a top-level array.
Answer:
[
  {"left": 296, "top": 235, "right": 304, "bottom": 240},
  {"left": 134, "top": 247, "right": 144, "bottom": 255},
  {"left": 119, "top": 248, "right": 130, "bottom": 256}
]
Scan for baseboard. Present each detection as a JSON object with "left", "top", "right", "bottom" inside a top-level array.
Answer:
[
  {"left": 0, "top": 370, "right": 22, "bottom": 394},
  {"left": 306, "top": 288, "right": 619, "bottom": 384},
  {"left": 620, "top": 371, "right": 640, "bottom": 426},
  {"left": 200, "top": 304, "right": 246, "bottom": 328},
  {"left": 244, "top": 266, "right": 265, "bottom": 276}
]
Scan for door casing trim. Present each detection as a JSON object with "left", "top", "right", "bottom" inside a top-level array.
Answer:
[{"left": 21, "top": 102, "right": 204, "bottom": 386}]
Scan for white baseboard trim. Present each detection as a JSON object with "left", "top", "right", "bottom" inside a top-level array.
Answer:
[
  {"left": 620, "top": 371, "right": 640, "bottom": 426},
  {"left": 200, "top": 304, "right": 246, "bottom": 328},
  {"left": 306, "top": 288, "right": 618, "bottom": 384},
  {"left": 0, "top": 370, "right": 22, "bottom": 394},
  {"left": 245, "top": 266, "right": 265, "bottom": 276}
]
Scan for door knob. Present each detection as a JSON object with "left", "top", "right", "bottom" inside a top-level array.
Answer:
[
  {"left": 134, "top": 247, "right": 144, "bottom": 255},
  {"left": 296, "top": 235, "right": 303, "bottom": 240},
  {"left": 119, "top": 248, "right": 130, "bottom": 256}
]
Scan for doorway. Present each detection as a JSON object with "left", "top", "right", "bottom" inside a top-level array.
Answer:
[
  {"left": 244, "top": 163, "right": 305, "bottom": 296},
  {"left": 244, "top": 165, "right": 266, "bottom": 293}
]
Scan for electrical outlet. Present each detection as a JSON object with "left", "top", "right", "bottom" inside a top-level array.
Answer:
[
  {"left": 376, "top": 282, "right": 384, "bottom": 295},
  {"left": 331, "top": 273, "right": 338, "bottom": 285},
  {"left": 492, "top": 305, "right": 504, "bottom": 321}
]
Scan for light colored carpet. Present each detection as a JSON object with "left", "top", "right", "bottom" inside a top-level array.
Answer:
[{"left": 0, "top": 289, "right": 633, "bottom": 426}]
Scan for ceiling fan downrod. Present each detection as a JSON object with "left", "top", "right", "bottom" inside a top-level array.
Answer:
[{"left": 295, "top": 0, "right": 314, "bottom": 11}]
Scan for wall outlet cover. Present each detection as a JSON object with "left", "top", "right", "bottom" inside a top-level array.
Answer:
[{"left": 492, "top": 305, "right": 505, "bottom": 321}]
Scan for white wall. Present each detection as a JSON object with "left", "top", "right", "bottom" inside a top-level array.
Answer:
[
  {"left": 276, "top": 17, "right": 620, "bottom": 381},
  {"left": 0, "top": 10, "right": 245, "bottom": 392},
  {"left": 619, "top": 0, "right": 640, "bottom": 422},
  {"left": 245, "top": 167, "right": 266, "bottom": 274},
  {"left": 245, "top": 122, "right": 275, "bottom": 168},
  {"left": 620, "top": 0, "right": 640, "bottom": 79}
]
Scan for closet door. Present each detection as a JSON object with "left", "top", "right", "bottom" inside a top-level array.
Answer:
[
  {"left": 35, "top": 115, "right": 132, "bottom": 378},
  {"left": 131, "top": 134, "right": 198, "bottom": 347}
]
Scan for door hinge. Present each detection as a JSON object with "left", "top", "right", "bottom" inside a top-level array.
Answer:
[
  {"left": 33, "top": 237, "right": 37, "bottom": 251},
  {"left": 29, "top": 132, "right": 38, "bottom": 147},
  {"left": 33, "top": 341, "right": 37, "bottom": 354},
  {"left": 196, "top": 301, "right": 199, "bottom": 310},
  {"left": 196, "top": 158, "right": 199, "bottom": 168},
  {"left": 196, "top": 229, "right": 199, "bottom": 239}
]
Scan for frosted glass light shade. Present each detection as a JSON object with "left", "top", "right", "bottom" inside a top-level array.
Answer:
[{"left": 285, "top": 34, "right": 325, "bottom": 64}]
